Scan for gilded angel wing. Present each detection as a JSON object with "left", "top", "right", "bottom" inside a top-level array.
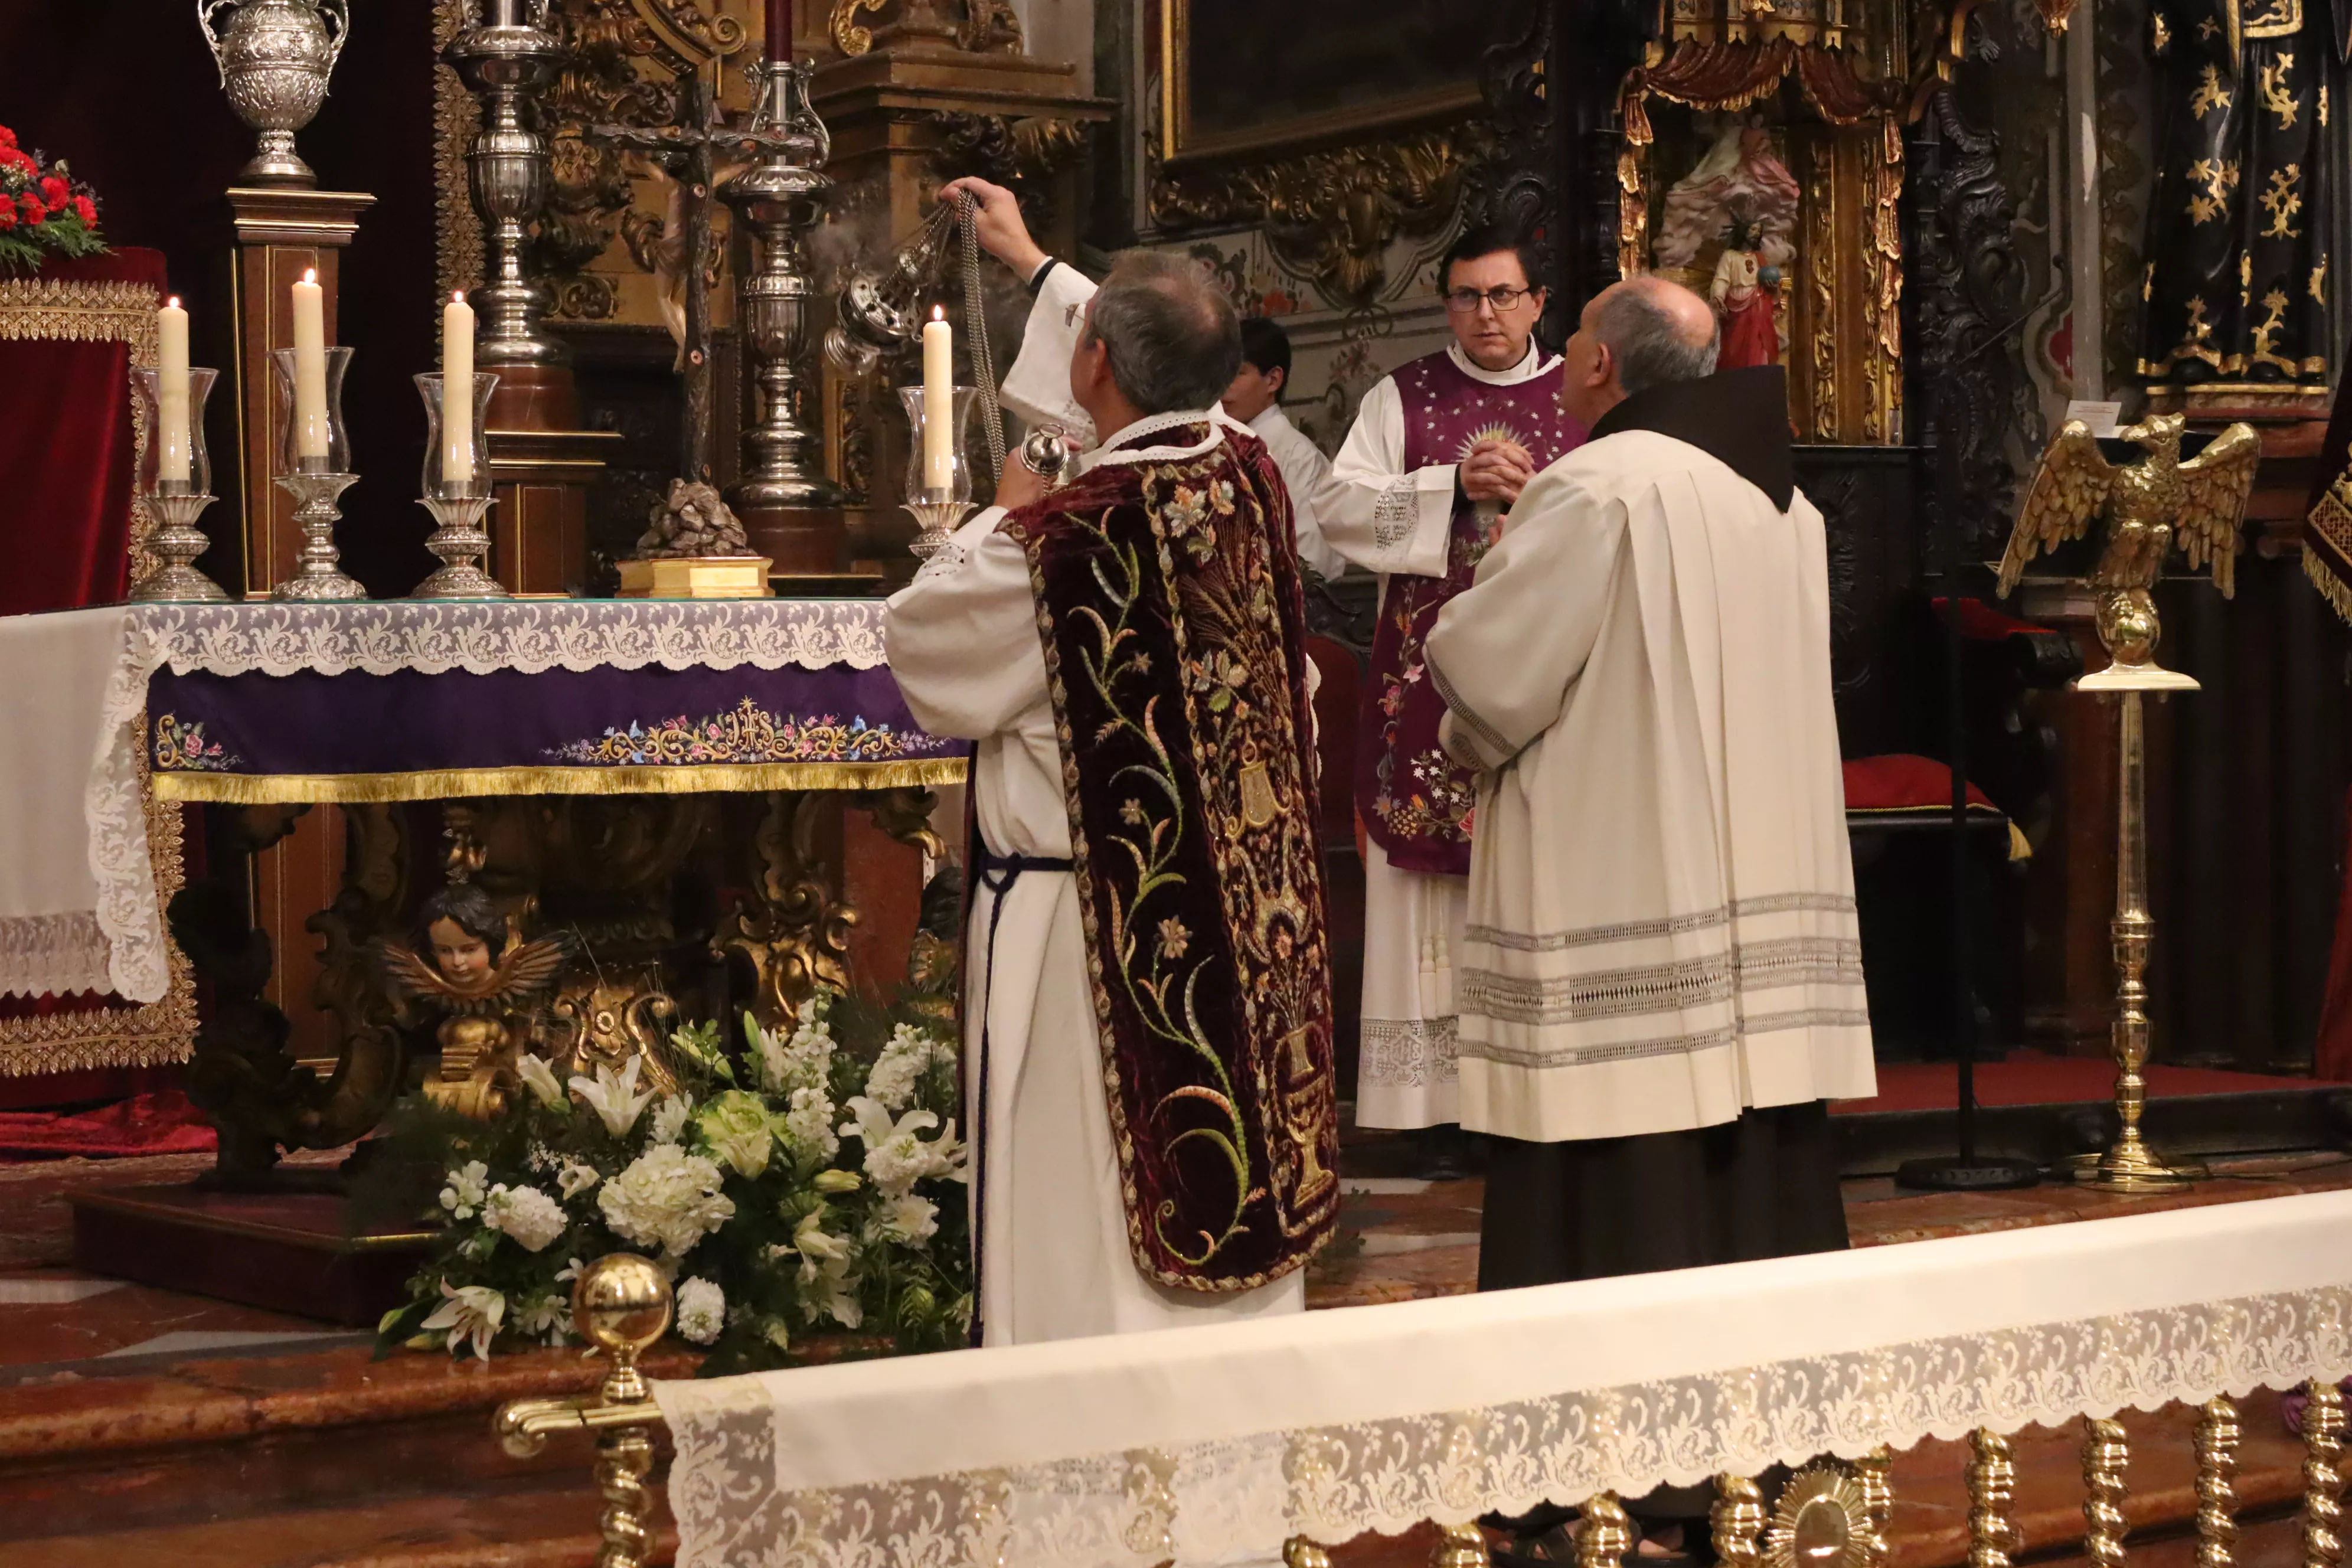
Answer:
[
  {"left": 377, "top": 940, "right": 466, "bottom": 1005},
  {"left": 485, "top": 932, "right": 580, "bottom": 1004},
  {"left": 2173, "top": 422, "right": 2260, "bottom": 600},
  {"left": 1998, "top": 421, "right": 2115, "bottom": 597}
]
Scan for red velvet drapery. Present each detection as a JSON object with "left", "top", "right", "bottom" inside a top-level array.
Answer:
[{"left": 0, "top": 247, "right": 168, "bottom": 614}]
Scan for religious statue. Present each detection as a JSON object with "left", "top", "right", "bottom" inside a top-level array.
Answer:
[
  {"left": 1710, "top": 211, "right": 1783, "bottom": 371},
  {"left": 1652, "top": 114, "right": 1798, "bottom": 280},
  {"left": 1995, "top": 414, "right": 2260, "bottom": 676},
  {"left": 2137, "top": 0, "right": 2330, "bottom": 398},
  {"left": 378, "top": 883, "right": 579, "bottom": 1119}
]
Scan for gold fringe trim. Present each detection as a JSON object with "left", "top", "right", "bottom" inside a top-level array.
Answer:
[
  {"left": 2305, "top": 537, "right": 2352, "bottom": 627},
  {"left": 151, "top": 757, "right": 969, "bottom": 805}
]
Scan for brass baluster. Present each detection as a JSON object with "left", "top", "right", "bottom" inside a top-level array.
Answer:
[
  {"left": 1432, "top": 1521, "right": 1492, "bottom": 1568},
  {"left": 2306, "top": 1380, "right": 2345, "bottom": 1568},
  {"left": 2196, "top": 1396, "right": 2241, "bottom": 1568},
  {"left": 494, "top": 1255, "right": 673, "bottom": 1568},
  {"left": 1285, "top": 1537, "right": 1335, "bottom": 1568},
  {"left": 1580, "top": 1493, "right": 1635, "bottom": 1568},
  {"left": 1713, "top": 1472, "right": 1768, "bottom": 1568},
  {"left": 1969, "top": 1429, "right": 2020, "bottom": 1568},
  {"left": 2082, "top": 1418, "right": 2130, "bottom": 1568},
  {"left": 1857, "top": 1444, "right": 1895, "bottom": 1568}
]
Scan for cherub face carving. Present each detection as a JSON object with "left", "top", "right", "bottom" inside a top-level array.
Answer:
[{"left": 427, "top": 916, "right": 494, "bottom": 987}]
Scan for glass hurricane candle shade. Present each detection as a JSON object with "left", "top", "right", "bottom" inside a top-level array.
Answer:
[
  {"left": 270, "top": 344, "right": 355, "bottom": 475},
  {"left": 416, "top": 371, "right": 499, "bottom": 500},
  {"left": 128, "top": 367, "right": 230, "bottom": 603},
  {"left": 897, "top": 383, "right": 977, "bottom": 504}
]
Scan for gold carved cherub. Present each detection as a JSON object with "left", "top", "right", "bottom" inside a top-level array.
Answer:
[{"left": 378, "top": 882, "right": 578, "bottom": 1119}]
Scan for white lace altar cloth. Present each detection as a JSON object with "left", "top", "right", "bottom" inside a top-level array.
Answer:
[
  {"left": 0, "top": 600, "right": 893, "bottom": 1004},
  {"left": 656, "top": 1190, "right": 2352, "bottom": 1568}
]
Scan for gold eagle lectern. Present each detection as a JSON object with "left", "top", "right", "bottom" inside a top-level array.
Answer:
[{"left": 1996, "top": 413, "right": 2259, "bottom": 1191}]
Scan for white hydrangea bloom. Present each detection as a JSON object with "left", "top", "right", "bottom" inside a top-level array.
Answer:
[
  {"left": 439, "top": 1159, "right": 490, "bottom": 1220},
  {"left": 597, "top": 1144, "right": 735, "bottom": 1257},
  {"left": 481, "top": 1182, "right": 567, "bottom": 1253},
  {"left": 675, "top": 1276, "right": 726, "bottom": 1345}
]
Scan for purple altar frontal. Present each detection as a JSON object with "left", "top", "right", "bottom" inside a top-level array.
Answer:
[{"left": 119, "top": 598, "right": 966, "bottom": 804}]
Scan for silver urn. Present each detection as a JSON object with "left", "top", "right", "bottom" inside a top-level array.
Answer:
[{"left": 198, "top": 0, "right": 351, "bottom": 187}]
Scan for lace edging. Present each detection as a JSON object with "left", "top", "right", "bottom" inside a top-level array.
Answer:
[
  {"left": 0, "top": 911, "right": 112, "bottom": 999},
  {"left": 662, "top": 1283, "right": 2352, "bottom": 1568}
]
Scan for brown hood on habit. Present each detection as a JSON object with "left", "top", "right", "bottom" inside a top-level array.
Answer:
[{"left": 1587, "top": 364, "right": 1796, "bottom": 512}]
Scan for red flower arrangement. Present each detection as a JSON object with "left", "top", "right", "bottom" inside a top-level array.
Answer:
[{"left": 0, "top": 126, "right": 106, "bottom": 275}]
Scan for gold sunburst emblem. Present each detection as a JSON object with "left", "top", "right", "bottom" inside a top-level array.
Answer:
[
  {"left": 1762, "top": 1464, "right": 1871, "bottom": 1568},
  {"left": 1456, "top": 422, "right": 1528, "bottom": 462}
]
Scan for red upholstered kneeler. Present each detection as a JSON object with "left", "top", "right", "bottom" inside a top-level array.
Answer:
[{"left": 0, "top": 248, "right": 168, "bottom": 613}]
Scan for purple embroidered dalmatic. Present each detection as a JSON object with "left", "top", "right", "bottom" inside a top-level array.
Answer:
[{"left": 1356, "top": 351, "right": 1585, "bottom": 877}]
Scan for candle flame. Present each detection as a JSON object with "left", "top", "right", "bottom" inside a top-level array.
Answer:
[
  {"left": 166, "top": 296, "right": 181, "bottom": 309},
  {"left": 931, "top": 305, "right": 945, "bottom": 321},
  {"left": 303, "top": 268, "right": 318, "bottom": 285},
  {"left": 453, "top": 291, "right": 466, "bottom": 304}
]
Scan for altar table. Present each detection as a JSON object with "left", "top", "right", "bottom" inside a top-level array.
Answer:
[{"left": 0, "top": 599, "right": 964, "bottom": 1020}]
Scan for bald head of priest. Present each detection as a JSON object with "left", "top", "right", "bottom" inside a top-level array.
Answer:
[{"left": 1556, "top": 273, "right": 1723, "bottom": 432}]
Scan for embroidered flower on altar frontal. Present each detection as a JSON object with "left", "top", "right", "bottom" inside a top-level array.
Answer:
[
  {"left": 674, "top": 1276, "right": 727, "bottom": 1345},
  {"left": 1157, "top": 917, "right": 1192, "bottom": 962},
  {"left": 481, "top": 1182, "right": 567, "bottom": 1253},
  {"left": 440, "top": 1159, "right": 489, "bottom": 1220},
  {"left": 422, "top": 1281, "right": 505, "bottom": 1361},
  {"left": 597, "top": 1144, "right": 734, "bottom": 1257}
]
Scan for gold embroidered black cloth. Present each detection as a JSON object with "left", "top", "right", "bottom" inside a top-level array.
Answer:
[
  {"left": 999, "top": 426, "right": 1341, "bottom": 1291},
  {"left": 2138, "top": 0, "right": 2330, "bottom": 391}
]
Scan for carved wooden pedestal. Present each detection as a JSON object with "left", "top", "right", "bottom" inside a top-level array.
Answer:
[{"left": 486, "top": 426, "right": 624, "bottom": 595}]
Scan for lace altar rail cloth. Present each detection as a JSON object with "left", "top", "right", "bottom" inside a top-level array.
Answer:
[
  {"left": 654, "top": 1190, "right": 2352, "bottom": 1568},
  {"left": 4, "top": 600, "right": 961, "bottom": 1008}
]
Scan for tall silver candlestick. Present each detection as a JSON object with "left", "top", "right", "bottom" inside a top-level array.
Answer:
[
  {"left": 198, "top": 0, "right": 351, "bottom": 188},
  {"left": 721, "top": 60, "right": 847, "bottom": 512},
  {"left": 444, "top": 2, "right": 567, "bottom": 370}
]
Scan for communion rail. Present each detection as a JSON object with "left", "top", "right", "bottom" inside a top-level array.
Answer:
[{"left": 499, "top": 1188, "right": 2352, "bottom": 1568}]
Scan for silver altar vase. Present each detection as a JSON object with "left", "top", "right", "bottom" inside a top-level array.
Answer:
[
  {"left": 721, "top": 61, "right": 846, "bottom": 512},
  {"left": 444, "top": 3, "right": 567, "bottom": 370},
  {"left": 198, "top": 0, "right": 351, "bottom": 188}
]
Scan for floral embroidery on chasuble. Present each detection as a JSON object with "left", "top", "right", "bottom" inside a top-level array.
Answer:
[
  {"left": 999, "top": 428, "right": 1341, "bottom": 1291},
  {"left": 1357, "top": 351, "right": 1584, "bottom": 877}
]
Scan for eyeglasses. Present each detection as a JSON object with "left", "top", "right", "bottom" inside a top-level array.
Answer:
[{"left": 1443, "top": 285, "right": 1537, "bottom": 314}]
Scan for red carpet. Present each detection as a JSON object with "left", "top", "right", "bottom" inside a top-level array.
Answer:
[
  {"left": 1835, "top": 1050, "right": 2341, "bottom": 1115},
  {"left": 0, "top": 1090, "right": 215, "bottom": 1159}
]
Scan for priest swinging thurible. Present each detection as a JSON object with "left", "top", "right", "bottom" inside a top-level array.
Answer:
[{"left": 883, "top": 178, "right": 1340, "bottom": 1346}]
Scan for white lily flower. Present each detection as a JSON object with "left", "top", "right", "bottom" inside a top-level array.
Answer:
[
  {"left": 420, "top": 1280, "right": 506, "bottom": 1361},
  {"left": 569, "top": 1056, "right": 654, "bottom": 1138},
  {"left": 515, "top": 1054, "right": 567, "bottom": 1109}
]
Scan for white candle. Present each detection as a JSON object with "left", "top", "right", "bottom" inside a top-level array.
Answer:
[
  {"left": 292, "top": 269, "right": 329, "bottom": 463},
  {"left": 158, "top": 298, "right": 192, "bottom": 488},
  {"left": 921, "top": 305, "right": 953, "bottom": 492},
  {"left": 442, "top": 292, "right": 475, "bottom": 486}
]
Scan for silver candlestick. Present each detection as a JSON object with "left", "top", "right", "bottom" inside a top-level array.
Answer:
[
  {"left": 897, "top": 384, "right": 979, "bottom": 560},
  {"left": 444, "top": 4, "right": 567, "bottom": 370},
  {"left": 129, "top": 367, "right": 232, "bottom": 603},
  {"left": 269, "top": 345, "right": 367, "bottom": 602},
  {"left": 198, "top": 0, "right": 351, "bottom": 188},
  {"left": 413, "top": 370, "right": 508, "bottom": 600},
  {"left": 721, "top": 60, "right": 847, "bottom": 513}
]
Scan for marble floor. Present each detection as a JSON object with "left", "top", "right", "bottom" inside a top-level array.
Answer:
[{"left": 0, "top": 1141, "right": 2345, "bottom": 1565}]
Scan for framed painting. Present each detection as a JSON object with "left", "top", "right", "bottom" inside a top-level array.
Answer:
[{"left": 1158, "top": 0, "right": 1536, "bottom": 169}]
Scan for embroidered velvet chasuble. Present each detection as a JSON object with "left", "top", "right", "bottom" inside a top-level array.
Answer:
[
  {"left": 2138, "top": 0, "right": 2330, "bottom": 393},
  {"left": 1357, "top": 351, "right": 1583, "bottom": 878},
  {"left": 998, "top": 420, "right": 1341, "bottom": 1291}
]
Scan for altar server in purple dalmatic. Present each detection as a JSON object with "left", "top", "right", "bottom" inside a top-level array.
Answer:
[
  {"left": 886, "top": 179, "right": 1340, "bottom": 1351},
  {"left": 1311, "top": 227, "right": 1586, "bottom": 1168}
]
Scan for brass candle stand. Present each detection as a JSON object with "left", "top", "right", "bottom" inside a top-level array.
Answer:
[{"left": 1997, "top": 414, "right": 2259, "bottom": 1193}]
